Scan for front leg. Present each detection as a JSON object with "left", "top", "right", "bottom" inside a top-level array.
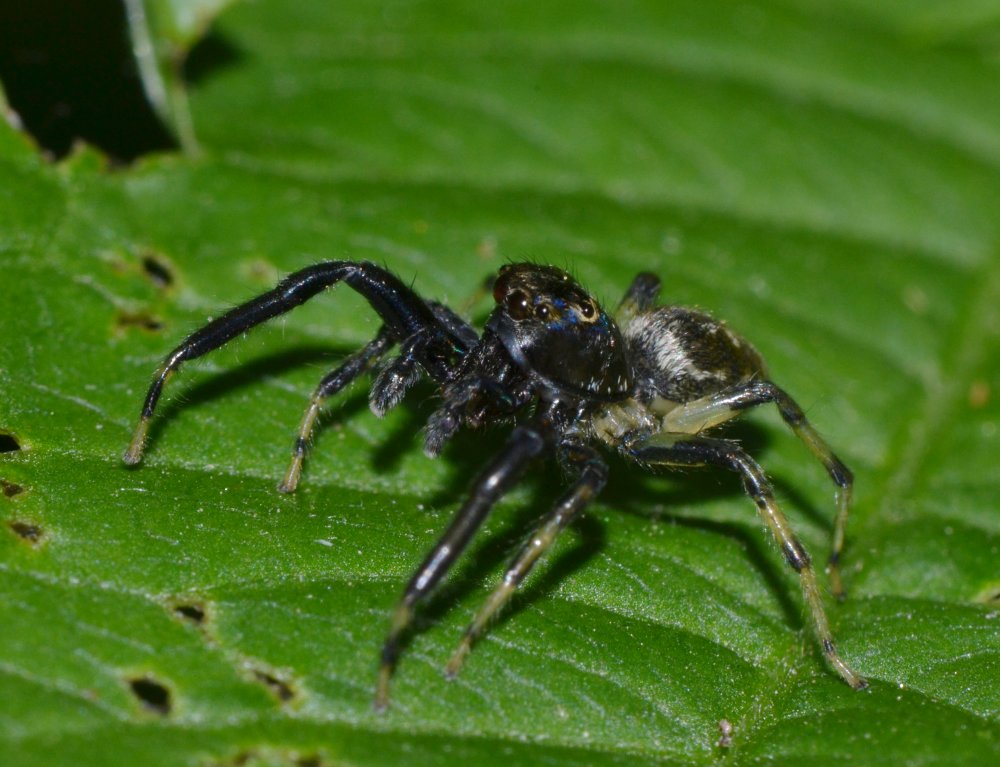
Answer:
[
  {"left": 423, "top": 376, "right": 527, "bottom": 457},
  {"left": 124, "top": 261, "right": 469, "bottom": 465},
  {"left": 376, "top": 425, "right": 547, "bottom": 710},
  {"left": 444, "top": 441, "right": 608, "bottom": 678}
]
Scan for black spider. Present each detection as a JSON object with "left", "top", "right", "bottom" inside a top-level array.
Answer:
[{"left": 124, "top": 261, "right": 868, "bottom": 708}]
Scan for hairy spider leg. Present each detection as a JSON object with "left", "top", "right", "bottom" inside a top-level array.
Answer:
[
  {"left": 429, "top": 301, "right": 481, "bottom": 351},
  {"left": 631, "top": 436, "right": 867, "bottom": 690},
  {"left": 369, "top": 302, "right": 481, "bottom": 418},
  {"left": 659, "top": 381, "right": 855, "bottom": 599},
  {"left": 124, "top": 261, "right": 466, "bottom": 465},
  {"left": 369, "top": 350, "right": 422, "bottom": 417},
  {"left": 284, "top": 302, "right": 478, "bottom": 492},
  {"left": 445, "top": 442, "right": 608, "bottom": 678},
  {"left": 375, "top": 425, "right": 547, "bottom": 711},
  {"left": 424, "top": 374, "right": 528, "bottom": 457},
  {"left": 279, "top": 328, "right": 395, "bottom": 494}
]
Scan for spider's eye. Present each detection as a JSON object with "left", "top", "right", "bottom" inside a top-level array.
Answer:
[
  {"left": 579, "top": 302, "right": 596, "bottom": 320},
  {"left": 504, "top": 289, "right": 532, "bottom": 320},
  {"left": 534, "top": 303, "right": 552, "bottom": 321}
]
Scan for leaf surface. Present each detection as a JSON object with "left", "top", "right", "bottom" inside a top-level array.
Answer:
[{"left": 1, "top": 2, "right": 999, "bottom": 765}]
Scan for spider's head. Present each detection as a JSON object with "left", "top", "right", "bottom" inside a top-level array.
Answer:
[{"left": 487, "top": 264, "right": 632, "bottom": 401}]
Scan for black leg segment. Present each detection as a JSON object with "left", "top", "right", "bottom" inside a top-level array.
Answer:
[
  {"left": 616, "top": 271, "right": 662, "bottom": 324},
  {"left": 124, "top": 261, "right": 470, "bottom": 465},
  {"left": 445, "top": 442, "right": 608, "bottom": 677},
  {"left": 375, "top": 424, "right": 547, "bottom": 710}
]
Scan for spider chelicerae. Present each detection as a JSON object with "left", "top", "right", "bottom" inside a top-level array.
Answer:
[{"left": 124, "top": 260, "right": 868, "bottom": 708}]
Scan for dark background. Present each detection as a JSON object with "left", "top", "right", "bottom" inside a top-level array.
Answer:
[{"left": 0, "top": 0, "right": 175, "bottom": 162}]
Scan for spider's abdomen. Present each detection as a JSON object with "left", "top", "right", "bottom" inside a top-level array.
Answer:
[{"left": 623, "top": 307, "right": 766, "bottom": 404}]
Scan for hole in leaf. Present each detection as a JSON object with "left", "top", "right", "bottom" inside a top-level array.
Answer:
[
  {"left": 116, "top": 310, "right": 164, "bottom": 333},
  {"left": 252, "top": 668, "right": 295, "bottom": 703},
  {"left": 0, "top": 433, "right": 21, "bottom": 453},
  {"left": 1, "top": 480, "right": 24, "bottom": 497},
  {"left": 128, "top": 675, "right": 171, "bottom": 715},
  {"left": 8, "top": 520, "right": 42, "bottom": 543},
  {"left": 206, "top": 748, "right": 325, "bottom": 767},
  {"left": 211, "top": 751, "right": 253, "bottom": 767},
  {"left": 141, "top": 253, "right": 175, "bottom": 289},
  {"left": 174, "top": 602, "right": 206, "bottom": 625}
]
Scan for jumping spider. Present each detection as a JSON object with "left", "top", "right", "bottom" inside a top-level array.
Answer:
[{"left": 124, "top": 261, "right": 868, "bottom": 708}]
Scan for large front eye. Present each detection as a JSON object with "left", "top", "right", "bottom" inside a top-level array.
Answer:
[{"left": 504, "top": 288, "right": 531, "bottom": 320}]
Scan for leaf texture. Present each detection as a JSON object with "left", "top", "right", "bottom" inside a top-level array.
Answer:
[{"left": 1, "top": 2, "right": 999, "bottom": 765}]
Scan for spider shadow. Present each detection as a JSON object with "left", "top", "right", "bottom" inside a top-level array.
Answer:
[
  {"left": 608, "top": 470, "right": 803, "bottom": 626},
  {"left": 136, "top": 345, "right": 357, "bottom": 456},
  {"left": 184, "top": 29, "right": 244, "bottom": 86},
  {"left": 388, "top": 419, "right": 843, "bottom": 655}
]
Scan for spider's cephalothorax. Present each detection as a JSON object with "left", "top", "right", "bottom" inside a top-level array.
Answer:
[
  {"left": 124, "top": 260, "right": 867, "bottom": 709},
  {"left": 489, "top": 263, "right": 632, "bottom": 400}
]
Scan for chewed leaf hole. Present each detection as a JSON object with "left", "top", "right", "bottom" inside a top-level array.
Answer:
[
  {"left": 141, "top": 253, "right": 175, "bottom": 289},
  {"left": 128, "top": 675, "right": 172, "bottom": 715},
  {"left": 165, "top": 596, "right": 212, "bottom": 630},
  {"left": 0, "top": 434, "right": 21, "bottom": 453},
  {"left": 252, "top": 668, "right": 296, "bottom": 703},
  {"left": 207, "top": 748, "right": 327, "bottom": 767},
  {"left": 8, "top": 520, "right": 43, "bottom": 543},
  {"left": 174, "top": 602, "right": 207, "bottom": 625},
  {"left": 116, "top": 310, "right": 164, "bottom": 333},
  {"left": 1, "top": 480, "right": 25, "bottom": 497}
]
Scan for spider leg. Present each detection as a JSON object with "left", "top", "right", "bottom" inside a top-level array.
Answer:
[
  {"left": 615, "top": 271, "right": 662, "bottom": 324},
  {"left": 278, "top": 327, "right": 395, "bottom": 493},
  {"left": 631, "top": 435, "right": 867, "bottom": 690},
  {"left": 281, "top": 301, "right": 479, "bottom": 491},
  {"left": 375, "top": 425, "right": 547, "bottom": 711},
  {"left": 369, "top": 353, "right": 422, "bottom": 418},
  {"left": 424, "top": 376, "right": 524, "bottom": 457},
  {"left": 429, "top": 300, "right": 480, "bottom": 351},
  {"left": 125, "top": 261, "right": 466, "bottom": 465},
  {"left": 369, "top": 302, "right": 481, "bottom": 418},
  {"left": 660, "top": 380, "right": 854, "bottom": 599},
  {"left": 423, "top": 334, "right": 532, "bottom": 456},
  {"left": 444, "top": 442, "right": 607, "bottom": 678}
]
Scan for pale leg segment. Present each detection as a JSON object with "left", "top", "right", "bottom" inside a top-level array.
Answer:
[
  {"left": 659, "top": 381, "right": 855, "bottom": 599},
  {"left": 445, "top": 443, "right": 608, "bottom": 678},
  {"left": 631, "top": 435, "right": 867, "bottom": 690}
]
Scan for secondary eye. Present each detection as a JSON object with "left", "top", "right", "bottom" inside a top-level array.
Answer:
[
  {"left": 579, "top": 302, "right": 596, "bottom": 320},
  {"left": 534, "top": 303, "right": 552, "bottom": 320}
]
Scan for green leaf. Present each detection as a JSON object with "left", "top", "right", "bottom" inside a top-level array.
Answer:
[
  {"left": 2, "top": 1, "right": 999, "bottom": 766},
  {"left": 124, "top": 0, "right": 238, "bottom": 152}
]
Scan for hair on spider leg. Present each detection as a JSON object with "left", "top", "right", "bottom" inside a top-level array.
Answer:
[{"left": 124, "top": 259, "right": 868, "bottom": 709}]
